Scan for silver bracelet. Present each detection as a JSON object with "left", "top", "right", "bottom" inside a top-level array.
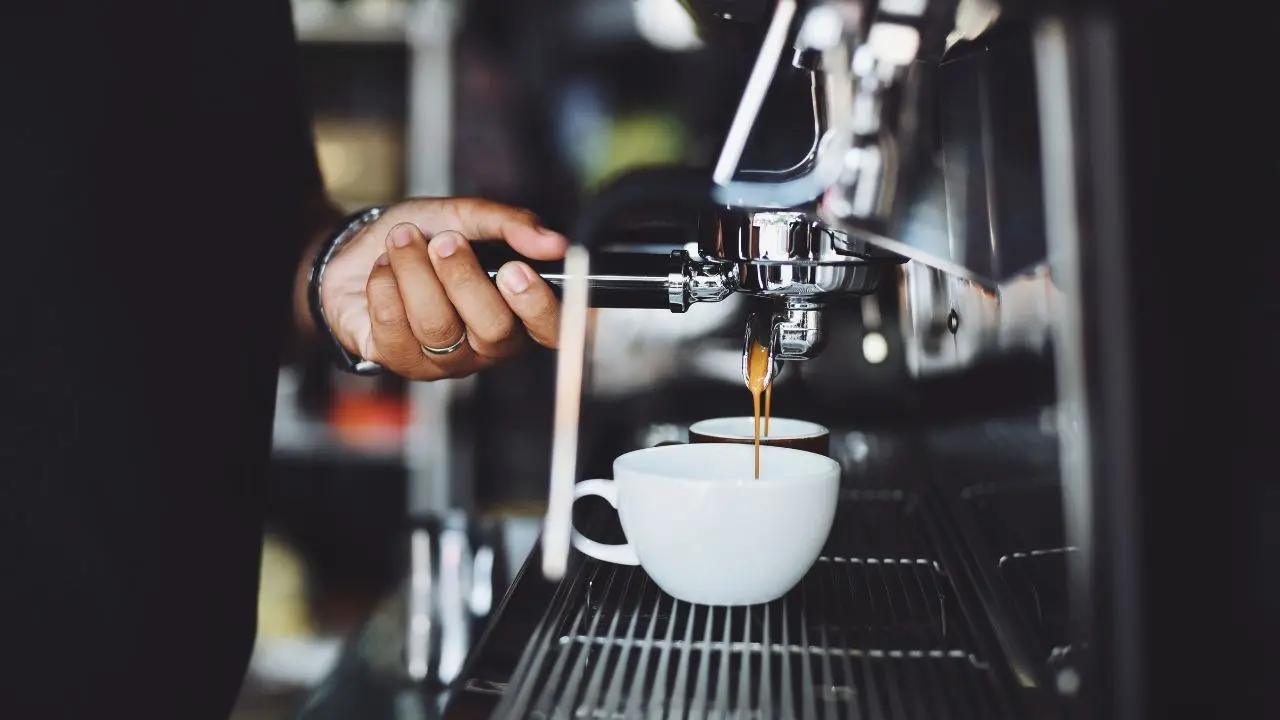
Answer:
[{"left": 308, "top": 205, "right": 387, "bottom": 375}]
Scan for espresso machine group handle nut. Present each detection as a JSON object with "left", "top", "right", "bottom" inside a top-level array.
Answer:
[{"left": 469, "top": 244, "right": 735, "bottom": 313}]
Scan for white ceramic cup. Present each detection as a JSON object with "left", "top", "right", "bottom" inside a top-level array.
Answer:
[{"left": 571, "top": 442, "right": 841, "bottom": 606}]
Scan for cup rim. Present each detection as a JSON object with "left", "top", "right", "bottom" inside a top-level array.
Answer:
[
  {"left": 688, "top": 416, "right": 829, "bottom": 441},
  {"left": 614, "top": 442, "right": 839, "bottom": 484}
]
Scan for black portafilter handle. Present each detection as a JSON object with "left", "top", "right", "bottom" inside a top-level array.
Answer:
[
  {"left": 476, "top": 167, "right": 719, "bottom": 310},
  {"left": 471, "top": 242, "right": 686, "bottom": 311}
]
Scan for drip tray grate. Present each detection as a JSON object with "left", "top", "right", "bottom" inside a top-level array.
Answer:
[
  {"left": 961, "top": 481, "right": 1074, "bottom": 654},
  {"left": 496, "top": 492, "right": 1016, "bottom": 719}
]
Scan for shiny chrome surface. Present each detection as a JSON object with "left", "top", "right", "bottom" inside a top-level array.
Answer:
[
  {"left": 696, "top": 207, "right": 896, "bottom": 368},
  {"left": 734, "top": 257, "right": 886, "bottom": 302},
  {"left": 699, "top": 208, "right": 898, "bottom": 365},
  {"left": 671, "top": 251, "right": 738, "bottom": 310},
  {"left": 811, "top": 0, "right": 1049, "bottom": 288},
  {"left": 897, "top": 257, "right": 1055, "bottom": 378},
  {"left": 819, "top": 1, "right": 940, "bottom": 244},
  {"left": 539, "top": 0, "right": 1056, "bottom": 586},
  {"left": 476, "top": 248, "right": 735, "bottom": 313},
  {"left": 703, "top": 0, "right": 1047, "bottom": 288},
  {"left": 701, "top": 210, "right": 875, "bottom": 265},
  {"left": 704, "top": 0, "right": 1053, "bottom": 376},
  {"left": 698, "top": 210, "right": 899, "bottom": 300},
  {"left": 775, "top": 300, "right": 828, "bottom": 360}
]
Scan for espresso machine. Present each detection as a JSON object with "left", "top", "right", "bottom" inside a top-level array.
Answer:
[{"left": 297, "top": 0, "right": 1273, "bottom": 718}]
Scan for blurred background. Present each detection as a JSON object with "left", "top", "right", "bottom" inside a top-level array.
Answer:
[
  {"left": 190, "top": 1, "right": 1273, "bottom": 718},
  {"left": 248, "top": 2, "right": 1059, "bottom": 714},
  {"left": 244, "top": 0, "right": 764, "bottom": 715}
]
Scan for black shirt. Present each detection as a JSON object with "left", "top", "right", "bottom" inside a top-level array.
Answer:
[{"left": 1, "top": 1, "right": 322, "bottom": 716}]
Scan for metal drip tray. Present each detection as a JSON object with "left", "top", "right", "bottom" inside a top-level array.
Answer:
[
  {"left": 960, "top": 481, "right": 1073, "bottom": 655},
  {"left": 493, "top": 491, "right": 1020, "bottom": 719}
]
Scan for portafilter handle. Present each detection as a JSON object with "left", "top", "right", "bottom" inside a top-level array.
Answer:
[{"left": 470, "top": 244, "right": 734, "bottom": 313}]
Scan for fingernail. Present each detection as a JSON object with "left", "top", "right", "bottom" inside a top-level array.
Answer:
[
  {"left": 431, "top": 232, "right": 458, "bottom": 258},
  {"left": 374, "top": 252, "right": 390, "bottom": 267},
  {"left": 499, "top": 262, "right": 531, "bottom": 293},
  {"left": 537, "top": 226, "right": 562, "bottom": 237},
  {"left": 388, "top": 223, "right": 418, "bottom": 250}
]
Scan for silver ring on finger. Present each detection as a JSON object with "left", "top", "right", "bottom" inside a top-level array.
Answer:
[{"left": 421, "top": 329, "right": 468, "bottom": 357}]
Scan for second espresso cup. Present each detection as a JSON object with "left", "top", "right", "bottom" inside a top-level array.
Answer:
[
  {"left": 688, "top": 416, "right": 830, "bottom": 456},
  {"left": 571, "top": 443, "right": 840, "bottom": 606}
]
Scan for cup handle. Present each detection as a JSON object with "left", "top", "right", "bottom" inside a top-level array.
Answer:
[{"left": 570, "top": 479, "right": 641, "bottom": 566}]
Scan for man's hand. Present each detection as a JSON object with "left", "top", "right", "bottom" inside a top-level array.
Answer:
[{"left": 319, "top": 197, "right": 566, "bottom": 380}]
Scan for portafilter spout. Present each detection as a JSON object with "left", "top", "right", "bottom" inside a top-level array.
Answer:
[
  {"left": 742, "top": 310, "right": 781, "bottom": 391},
  {"left": 538, "top": 173, "right": 904, "bottom": 580},
  {"left": 739, "top": 298, "right": 825, "bottom": 394}
]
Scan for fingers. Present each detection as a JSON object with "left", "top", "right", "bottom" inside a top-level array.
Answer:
[
  {"left": 375, "top": 224, "right": 479, "bottom": 378},
  {"left": 362, "top": 217, "right": 561, "bottom": 380},
  {"left": 424, "top": 230, "right": 526, "bottom": 359},
  {"left": 433, "top": 197, "right": 568, "bottom": 260},
  {"left": 495, "top": 261, "right": 561, "bottom": 349},
  {"left": 365, "top": 253, "right": 445, "bottom": 380}
]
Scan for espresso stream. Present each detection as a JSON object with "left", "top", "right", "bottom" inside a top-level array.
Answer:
[{"left": 745, "top": 339, "right": 773, "bottom": 478}]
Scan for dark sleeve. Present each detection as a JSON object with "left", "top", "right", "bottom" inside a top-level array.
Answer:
[
  {"left": 186, "top": 0, "right": 326, "bottom": 234},
  {"left": 0, "top": 4, "right": 328, "bottom": 717}
]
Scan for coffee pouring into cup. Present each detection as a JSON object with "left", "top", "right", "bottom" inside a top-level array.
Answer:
[
  {"left": 570, "top": 442, "right": 840, "bottom": 607},
  {"left": 567, "top": 306, "right": 839, "bottom": 606}
]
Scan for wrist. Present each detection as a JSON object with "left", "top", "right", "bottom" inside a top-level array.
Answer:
[
  {"left": 292, "top": 199, "right": 345, "bottom": 343},
  {"left": 306, "top": 205, "right": 387, "bottom": 375}
]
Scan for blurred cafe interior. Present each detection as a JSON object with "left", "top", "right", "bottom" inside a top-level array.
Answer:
[{"left": 239, "top": 0, "right": 1274, "bottom": 718}]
